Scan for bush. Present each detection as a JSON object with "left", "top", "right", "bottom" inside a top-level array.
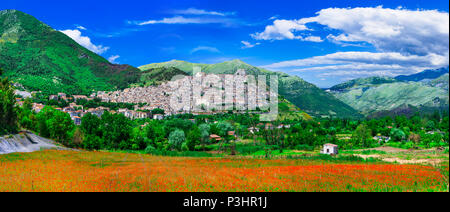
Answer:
[
  {"left": 145, "top": 149, "right": 213, "bottom": 157},
  {"left": 294, "top": 144, "right": 314, "bottom": 151},
  {"left": 194, "top": 145, "right": 214, "bottom": 151},
  {"left": 181, "top": 142, "right": 189, "bottom": 152},
  {"left": 144, "top": 145, "right": 156, "bottom": 154},
  {"left": 236, "top": 144, "right": 265, "bottom": 155}
]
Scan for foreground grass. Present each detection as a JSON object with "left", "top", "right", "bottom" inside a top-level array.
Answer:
[{"left": 0, "top": 150, "right": 447, "bottom": 192}]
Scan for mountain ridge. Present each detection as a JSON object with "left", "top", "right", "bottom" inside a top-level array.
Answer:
[
  {"left": 330, "top": 68, "right": 449, "bottom": 116},
  {"left": 395, "top": 67, "right": 449, "bottom": 82},
  {"left": 0, "top": 9, "right": 141, "bottom": 95},
  {"left": 140, "top": 60, "right": 362, "bottom": 118}
]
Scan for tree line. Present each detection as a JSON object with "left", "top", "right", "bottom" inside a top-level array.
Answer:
[{"left": 2, "top": 66, "right": 449, "bottom": 154}]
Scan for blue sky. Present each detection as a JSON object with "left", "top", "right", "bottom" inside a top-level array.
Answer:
[{"left": 1, "top": 0, "right": 449, "bottom": 87}]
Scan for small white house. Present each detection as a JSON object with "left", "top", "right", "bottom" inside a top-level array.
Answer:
[
  {"left": 153, "top": 114, "right": 164, "bottom": 120},
  {"left": 321, "top": 143, "right": 338, "bottom": 155}
]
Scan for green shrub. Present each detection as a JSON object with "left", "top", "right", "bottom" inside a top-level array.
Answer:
[
  {"left": 146, "top": 149, "right": 214, "bottom": 157},
  {"left": 236, "top": 144, "right": 265, "bottom": 155},
  {"left": 294, "top": 144, "right": 314, "bottom": 151},
  {"left": 144, "top": 145, "right": 156, "bottom": 154}
]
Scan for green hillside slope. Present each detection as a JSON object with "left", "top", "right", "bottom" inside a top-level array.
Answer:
[
  {"left": 330, "top": 76, "right": 398, "bottom": 91},
  {"left": 140, "top": 59, "right": 361, "bottom": 118},
  {"left": 428, "top": 73, "right": 449, "bottom": 91},
  {"left": 0, "top": 10, "right": 141, "bottom": 95},
  {"left": 133, "top": 67, "right": 188, "bottom": 87},
  {"left": 331, "top": 78, "right": 449, "bottom": 115}
]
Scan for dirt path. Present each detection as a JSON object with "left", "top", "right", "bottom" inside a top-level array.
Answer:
[
  {"left": 355, "top": 154, "right": 445, "bottom": 165},
  {"left": 350, "top": 146, "right": 448, "bottom": 165}
]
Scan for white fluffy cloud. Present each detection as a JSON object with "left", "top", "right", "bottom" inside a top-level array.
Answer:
[
  {"left": 265, "top": 52, "right": 448, "bottom": 69},
  {"left": 257, "top": 7, "right": 449, "bottom": 82},
  {"left": 60, "top": 29, "right": 109, "bottom": 54},
  {"left": 264, "top": 51, "right": 449, "bottom": 78},
  {"left": 251, "top": 19, "right": 323, "bottom": 42},
  {"left": 255, "top": 7, "right": 449, "bottom": 55},
  {"left": 241, "top": 41, "right": 260, "bottom": 49},
  {"left": 305, "top": 6, "right": 449, "bottom": 55},
  {"left": 108, "top": 55, "right": 120, "bottom": 63},
  {"left": 252, "top": 20, "right": 308, "bottom": 40}
]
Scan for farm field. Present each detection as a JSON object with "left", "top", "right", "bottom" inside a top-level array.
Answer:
[{"left": 0, "top": 150, "right": 448, "bottom": 192}]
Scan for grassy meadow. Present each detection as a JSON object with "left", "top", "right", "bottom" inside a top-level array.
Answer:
[{"left": 0, "top": 150, "right": 447, "bottom": 192}]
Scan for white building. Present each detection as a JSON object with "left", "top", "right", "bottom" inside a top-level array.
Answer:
[
  {"left": 321, "top": 143, "right": 338, "bottom": 155},
  {"left": 72, "top": 116, "right": 82, "bottom": 125},
  {"left": 153, "top": 114, "right": 164, "bottom": 120}
]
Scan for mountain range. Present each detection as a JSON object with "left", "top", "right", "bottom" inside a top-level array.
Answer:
[
  {"left": 2, "top": 9, "right": 447, "bottom": 119},
  {"left": 0, "top": 9, "right": 141, "bottom": 95},
  {"left": 329, "top": 68, "right": 449, "bottom": 116},
  {"left": 139, "top": 60, "right": 361, "bottom": 118},
  {"left": 395, "top": 67, "right": 449, "bottom": 82}
]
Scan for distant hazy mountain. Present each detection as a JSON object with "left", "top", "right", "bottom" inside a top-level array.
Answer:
[
  {"left": 330, "top": 74, "right": 449, "bottom": 115},
  {"left": 140, "top": 60, "right": 361, "bottom": 118},
  {"left": 395, "top": 67, "right": 449, "bottom": 82},
  {"left": 0, "top": 10, "right": 141, "bottom": 95}
]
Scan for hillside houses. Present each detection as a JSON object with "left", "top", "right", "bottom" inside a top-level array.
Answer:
[
  {"left": 116, "top": 108, "right": 153, "bottom": 120},
  {"left": 94, "top": 84, "right": 173, "bottom": 115},
  {"left": 92, "top": 71, "right": 271, "bottom": 116},
  {"left": 32, "top": 103, "right": 44, "bottom": 113}
]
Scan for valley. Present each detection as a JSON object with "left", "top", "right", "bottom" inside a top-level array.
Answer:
[{"left": 0, "top": 6, "right": 449, "bottom": 194}]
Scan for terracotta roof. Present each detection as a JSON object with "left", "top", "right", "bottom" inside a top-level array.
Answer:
[{"left": 324, "top": 143, "right": 338, "bottom": 147}]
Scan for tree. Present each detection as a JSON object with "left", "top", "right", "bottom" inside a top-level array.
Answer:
[
  {"left": 216, "top": 121, "right": 234, "bottom": 142},
  {"left": 72, "top": 128, "right": 84, "bottom": 147},
  {"left": 18, "top": 98, "right": 34, "bottom": 130},
  {"left": 48, "top": 111, "right": 74, "bottom": 143},
  {"left": 353, "top": 124, "right": 372, "bottom": 147},
  {"left": 390, "top": 128, "right": 406, "bottom": 142},
  {"left": 100, "top": 112, "right": 132, "bottom": 150},
  {"left": 168, "top": 129, "right": 185, "bottom": 151},
  {"left": 145, "top": 121, "right": 166, "bottom": 149},
  {"left": 186, "top": 126, "right": 201, "bottom": 151},
  {"left": 130, "top": 127, "right": 146, "bottom": 150},
  {"left": 198, "top": 123, "right": 210, "bottom": 150},
  {"left": 80, "top": 113, "right": 101, "bottom": 136},
  {"left": 0, "top": 71, "right": 18, "bottom": 134},
  {"left": 35, "top": 106, "right": 74, "bottom": 144},
  {"left": 152, "top": 108, "right": 165, "bottom": 115},
  {"left": 426, "top": 120, "right": 436, "bottom": 131},
  {"left": 408, "top": 133, "right": 421, "bottom": 147}
]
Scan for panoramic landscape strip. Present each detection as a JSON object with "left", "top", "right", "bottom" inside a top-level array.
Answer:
[
  {"left": 1, "top": 150, "right": 447, "bottom": 192},
  {"left": 0, "top": 0, "right": 449, "bottom": 195}
]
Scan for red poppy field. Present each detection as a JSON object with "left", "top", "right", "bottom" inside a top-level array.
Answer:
[{"left": 0, "top": 150, "right": 447, "bottom": 192}]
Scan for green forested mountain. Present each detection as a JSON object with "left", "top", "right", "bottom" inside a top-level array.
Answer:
[
  {"left": 330, "top": 76, "right": 398, "bottom": 91},
  {"left": 140, "top": 59, "right": 361, "bottom": 118},
  {"left": 134, "top": 67, "right": 188, "bottom": 87},
  {"left": 0, "top": 9, "right": 141, "bottom": 95},
  {"left": 330, "top": 76, "right": 449, "bottom": 115}
]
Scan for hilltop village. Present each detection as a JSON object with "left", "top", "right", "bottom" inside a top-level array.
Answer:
[{"left": 17, "top": 72, "right": 270, "bottom": 126}]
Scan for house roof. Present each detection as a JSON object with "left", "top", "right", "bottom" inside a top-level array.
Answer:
[{"left": 324, "top": 143, "right": 338, "bottom": 147}]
